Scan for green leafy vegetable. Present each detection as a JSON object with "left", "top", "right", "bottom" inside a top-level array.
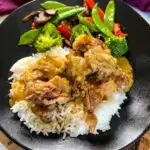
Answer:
[
  {"left": 41, "top": 1, "right": 66, "bottom": 9},
  {"left": 104, "top": 0, "right": 115, "bottom": 31},
  {"left": 34, "top": 23, "right": 63, "bottom": 52},
  {"left": 70, "top": 24, "right": 92, "bottom": 44},
  {"left": 18, "top": 29, "right": 41, "bottom": 45}
]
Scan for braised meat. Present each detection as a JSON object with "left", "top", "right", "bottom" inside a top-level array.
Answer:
[
  {"left": 26, "top": 76, "right": 71, "bottom": 107},
  {"left": 85, "top": 80, "right": 118, "bottom": 112}
]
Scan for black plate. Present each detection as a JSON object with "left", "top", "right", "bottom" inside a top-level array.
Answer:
[{"left": 0, "top": 0, "right": 150, "bottom": 149}]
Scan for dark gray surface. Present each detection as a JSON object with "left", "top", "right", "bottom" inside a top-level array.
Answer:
[{"left": 0, "top": 0, "right": 150, "bottom": 150}]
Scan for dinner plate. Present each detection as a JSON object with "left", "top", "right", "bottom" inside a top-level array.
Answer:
[{"left": 0, "top": 0, "right": 150, "bottom": 149}]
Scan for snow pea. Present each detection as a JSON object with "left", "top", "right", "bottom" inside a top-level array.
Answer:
[
  {"left": 78, "top": 16, "right": 98, "bottom": 33},
  {"left": 41, "top": 1, "right": 66, "bottom": 9},
  {"left": 57, "top": 7, "right": 71, "bottom": 13},
  {"left": 104, "top": 0, "right": 115, "bottom": 31},
  {"left": 18, "top": 28, "right": 41, "bottom": 45},
  {"left": 52, "top": 7, "right": 85, "bottom": 25},
  {"left": 92, "top": 4, "right": 113, "bottom": 37}
]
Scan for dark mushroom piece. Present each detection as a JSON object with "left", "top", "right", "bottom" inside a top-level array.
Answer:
[
  {"left": 23, "top": 10, "right": 42, "bottom": 22},
  {"left": 44, "top": 9, "right": 57, "bottom": 16},
  {"left": 64, "top": 38, "right": 71, "bottom": 47},
  {"left": 83, "top": 0, "right": 90, "bottom": 14},
  {"left": 23, "top": 9, "right": 57, "bottom": 25},
  {"left": 34, "top": 11, "right": 52, "bottom": 25}
]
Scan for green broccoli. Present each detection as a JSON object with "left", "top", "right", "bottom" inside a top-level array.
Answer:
[
  {"left": 104, "top": 36, "right": 128, "bottom": 57},
  {"left": 70, "top": 24, "right": 92, "bottom": 44},
  {"left": 34, "top": 23, "right": 63, "bottom": 52}
]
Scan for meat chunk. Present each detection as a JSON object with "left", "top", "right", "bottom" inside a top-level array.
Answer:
[
  {"left": 72, "top": 35, "right": 111, "bottom": 55},
  {"left": 84, "top": 47, "right": 128, "bottom": 87},
  {"left": 25, "top": 76, "right": 71, "bottom": 107},
  {"left": 84, "top": 80, "right": 118, "bottom": 112}
]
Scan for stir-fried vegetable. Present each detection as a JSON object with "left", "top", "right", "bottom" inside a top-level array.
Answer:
[
  {"left": 18, "top": 28, "right": 41, "bottom": 45},
  {"left": 57, "top": 7, "right": 72, "bottom": 13},
  {"left": 41, "top": 1, "right": 66, "bottom": 9},
  {"left": 70, "top": 24, "right": 92, "bottom": 44},
  {"left": 105, "top": 36, "right": 128, "bottom": 57},
  {"left": 114, "top": 23, "right": 127, "bottom": 37},
  {"left": 18, "top": 0, "right": 129, "bottom": 57},
  {"left": 52, "top": 7, "right": 85, "bottom": 25},
  {"left": 85, "top": 0, "right": 104, "bottom": 20},
  {"left": 92, "top": 4, "right": 128, "bottom": 57},
  {"left": 104, "top": 0, "right": 115, "bottom": 31},
  {"left": 57, "top": 25, "right": 71, "bottom": 39},
  {"left": 78, "top": 16, "right": 98, "bottom": 33},
  {"left": 34, "top": 23, "right": 63, "bottom": 52},
  {"left": 92, "top": 4, "right": 113, "bottom": 37},
  {"left": 84, "top": 17, "right": 93, "bottom": 23}
]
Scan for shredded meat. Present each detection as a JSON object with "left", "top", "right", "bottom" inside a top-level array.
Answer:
[
  {"left": 72, "top": 34, "right": 111, "bottom": 55},
  {"left": 26, "top": 76, "right": 71, "bottom": 107},
  {"left": 85, "top": 80, "right": 118, "bottom": 112},
  {"left": 84, "top": 46, "right": 128, "bottom": 86},
  {"left": 70, "top": 35, "right": 129, "bottom": 112}
]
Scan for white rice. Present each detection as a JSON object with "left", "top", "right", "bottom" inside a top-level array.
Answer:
[
  {"left": 11, "top": 101, "right": 88, "bottom": 137},
  {"left": 11, "top": 92, "right": 126, "bottom": 137},
  {"left": 10, "top": 46, "right": 127, "bottom": 137},
  {"left": 9, "top": 46, "right": 70, "bottom": 81}
]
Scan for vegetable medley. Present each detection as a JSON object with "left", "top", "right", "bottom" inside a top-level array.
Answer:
[{"left": 19, "top": 0, "right": 128, "bottom": 57}]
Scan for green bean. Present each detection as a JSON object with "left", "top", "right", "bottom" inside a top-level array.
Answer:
[
  {"left": 92, "top": 4, "right": 113, "bottom": 37},
  {"left": 41, "top": 1, "right": 66, "bottom": 9},
  {"left": 78, "top": 16, "right": 98, "bottom": 33},
  {"left": 104, "top": 0, "right": 115, "bottom": 31},
  {"left": 52, "top": 7, "right": 85, "bottom": 25}
]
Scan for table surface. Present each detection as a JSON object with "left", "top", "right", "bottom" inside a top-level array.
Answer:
[{"left": 0, "top": 2, "right": 150, "bottom": 150}]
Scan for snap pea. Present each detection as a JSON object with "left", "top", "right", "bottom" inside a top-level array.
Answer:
[
  {"left": 104, "top": 0, "right": 115, "bottom": 31},
  {"left": 52, "top": 7, "right": 85, "bottom": 25},
  {"left": 78, "top": 16, "right": 98, "bottom": 33},
  {"left": 57, "top": 7, "right": 71, "bottom": 13},
  {"left": 18, "top": 28, "right": 41, "bottom": 45},
  {"left": 41, "top": 1, "right": 66, "bottom": 9},
  {"left": 92, "top": 4, "right": 113, "bottom": 37}
]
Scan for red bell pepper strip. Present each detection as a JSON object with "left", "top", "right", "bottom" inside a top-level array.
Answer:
[
  {"left": 114, "top": 23, "right": 127, "bottom": 37},
  {"left": 85, "top": 0, "right": 104, "bottom": 20},
  {"left": 85, "top": 17, "right": 94, "bottom": 23},
  {"left": 31, "top": 22, "right": 37, "bottom": 29},
  {"left": 57, "top": 25, "right": 71, "bottom": 39}
]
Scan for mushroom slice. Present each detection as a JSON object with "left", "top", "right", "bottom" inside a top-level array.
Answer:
[
  {"left": 34, "top": 11, "right": 51, "bottom": 25},
  {"left": 23, "top": 11, "right": 42, "bottom": 22},
  {"left": 44, "top": 9, "right": 57, "bottom": 16}
]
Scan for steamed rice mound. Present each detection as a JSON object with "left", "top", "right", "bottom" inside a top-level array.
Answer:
[{"left": 9, "top": 46, "right": 130, "bottom": 137}]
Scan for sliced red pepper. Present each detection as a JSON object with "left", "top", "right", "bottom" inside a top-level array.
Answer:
[
  {"left": 31, "top": 22, "right": 37, "bottom": 29},
  {"left": 114, "top": 23, "right": 127, "bottom": 37},
  {"left": 98, "top": 8, "right": 104, "bottom": 20},
  {"left": 85, "top": 17, "right": 94, "bottom": 23},
  {"left": 85, "top": 0, "right": 104, "bottom": 20},
  {"left": 57, "top": 25, "right": 71, "bottom": 39}
]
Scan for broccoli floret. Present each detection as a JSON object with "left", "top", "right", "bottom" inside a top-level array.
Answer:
[
  {"left": 105, "top": 36, "right": 128, "bottom": 57},
  {"left": 34, "top": 23, "right": 63, "bottom": 52},
  {"left": 70, "top": 24, "right": 92, "bottom": 44}
]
